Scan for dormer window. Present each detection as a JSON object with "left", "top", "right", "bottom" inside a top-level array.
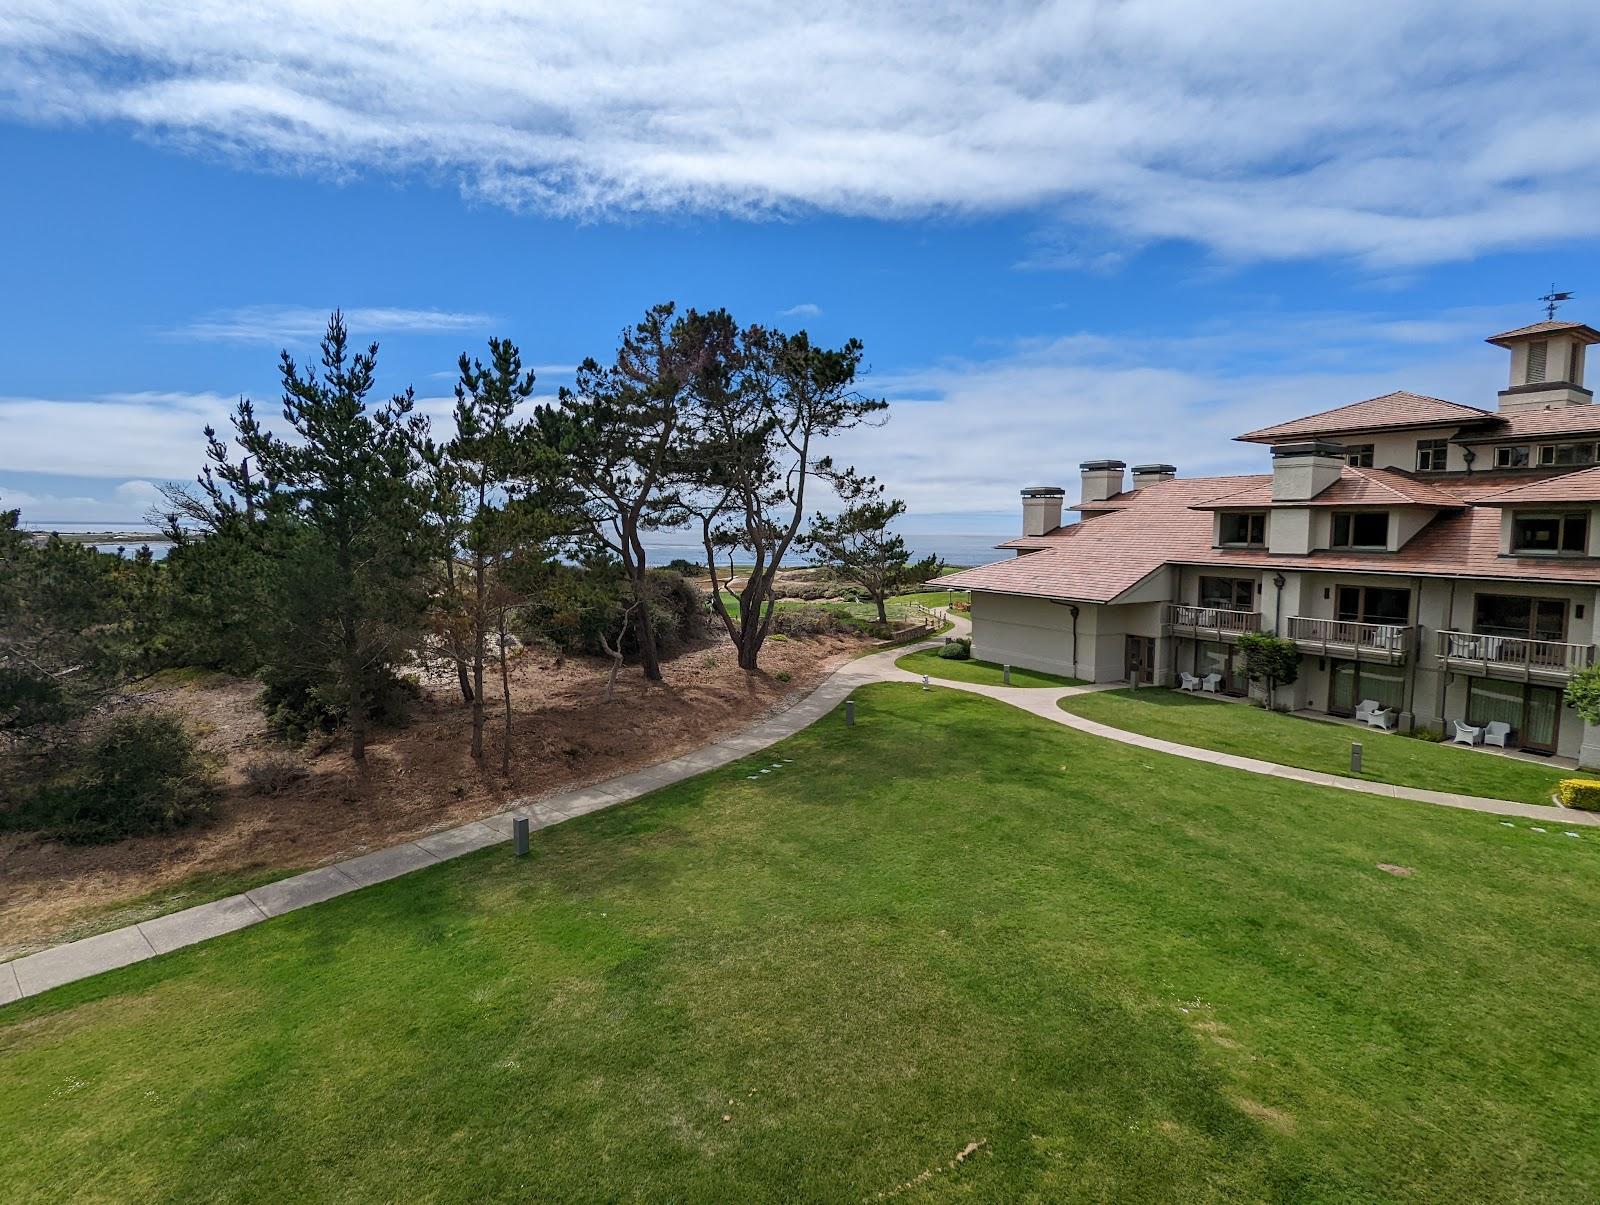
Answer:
[
  {"left": 1218, "top": 512, "right": 1266, "bottom": 547},
  {"left": 1495, "top": 445, "right": 1530, "bottom": 468},
  {"left": 1343, "top": 444, "right": 1374, "bottom": 467},
  {"left": 1331, "top": 511, "right": 1389, "bottom": 549},
  {"left": 1510, "top": 512, "right": 1588, "bottom": 555},
  {"left": 1415, "top": 439, "right": 1448, "bottom": 471},
  {"left": 1537, "top": 442, "right": 1597, "bottom": 466}
]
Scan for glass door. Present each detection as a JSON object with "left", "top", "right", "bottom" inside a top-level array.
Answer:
[
  {"left": 1524, "top": 685, "right": 1561, "bottom": 752},
  {"left": 1466, "top": 680, "right": 1562, "bottom": 753}
]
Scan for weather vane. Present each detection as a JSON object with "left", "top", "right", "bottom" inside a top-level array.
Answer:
[{"left": 1539, "top": 284, "right": 1573, "bottom": 322}]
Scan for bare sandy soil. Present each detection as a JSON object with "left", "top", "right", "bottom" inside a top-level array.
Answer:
[{"left": 0, "top": 631, "right": 865, "bottom": 959}]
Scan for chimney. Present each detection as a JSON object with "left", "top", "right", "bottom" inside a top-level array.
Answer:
[
  {"left": 1130, "top": 463, "right": 1177, "bottom": 489},
  {"left": 1271, "top": 440, "right": 1344, "bottom": 501},
  {"left": 1079, "top": 459, "right": 1126, "bottom": 505},
  {"left": 1021, "top": 486, "right": 1065, "bottom": 537}
]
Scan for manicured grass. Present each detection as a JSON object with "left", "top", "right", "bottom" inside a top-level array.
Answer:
[
  {"left": 896, "top": 646, "right": 1087, "bottom": 688},
  {"left": 5, "top": 685, "right": 1599, "bottom": 1200},
  {"left": 1058, "top": 687, "right": 1574, "bottom": 806}
]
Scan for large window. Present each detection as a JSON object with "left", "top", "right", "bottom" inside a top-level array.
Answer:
[
  {"left": 1198, "top": 576, "right": 1255, "bottom": 610},
  {"left": 1218, "top": 512, "right": 1266, "bottom": 547},
  {"left": 1510, "top": 512, "right": 1588, "bottom": 554},
  {"left": 1344, "top": 443, "right": 1374, "bottom": 467},
  {"left": 1537, "top": 442, "right": 1597, "bottom": 466},
  {"left": 1467, "top": 680, "right": 1561, "bottom": 752},
  {"left": 1336, "top": 585, "right": 1411, "bottom": 624},
  {"left": 1495, "top": 445, "right": 1530, "bottom": 468},
  {"left": 1331, "top": 511, "right": 1390, "bottom": 549},
  {"left": 1329, "top": 659, "right": 1404, "bottom": 715},
  {"left": 1415, "top": 439, "right": 1448, "bottom": 471},
  {"left": 1473, "top": 594, "right": 1566, "bottom": 642}
]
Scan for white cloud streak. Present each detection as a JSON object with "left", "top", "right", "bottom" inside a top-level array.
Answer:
[
  {"left": 170, "top": 305, "right": 494, "bottom": 343},
  {"left": 3, "top": 2, "right": 1597, "bottom": 265}
]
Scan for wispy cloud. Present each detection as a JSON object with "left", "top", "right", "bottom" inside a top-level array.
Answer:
[
  {"left": 169, "top": 305, "right": 495, "bottom": 343},
  {"left": 0, "top": 391, "right": 237, "bottom": 479},
  {"left": 3, "top": 3, "right": 1597, "bottom": 266},
  {"left": 779, "top": 303, "right": 822, "bottom": 319}
]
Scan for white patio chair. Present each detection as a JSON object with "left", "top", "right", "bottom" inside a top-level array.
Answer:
[
  {"left": 1483, "top": 721, "right": 1513, "bottom": 748},
  {"left": 1179, "top": 672, "right": 1202, "bottom": 692},
  {"left": 1452, "top": 720, "right": 1483, "bottom": 746},
  {"left": 1354, "top": 699, "right": 1383, "bottom": 723},
  {"left": 1362, "top": 707, "right": 1396, "bottom": 731},
  {"left": 1201, "top": 673, "right": 1223, "bottom": 693}
]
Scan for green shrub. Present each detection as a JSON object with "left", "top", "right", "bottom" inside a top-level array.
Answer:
[
  {"left": 1556, "top": 779, "right": 1600, "bottom": 811},
  {"left": 772, "top": 606, "right": 850, "bottom": 636},
  {"left": 775, "top": 670, "right": 792, "bottom": 683},
  {"left": 938, "top": 637, "right": 972, "bottom": 661},
  {"left": 32, "top": 712, "right": 220, "bottom": 844},
  {"left": 1564, "top": 665, "right": 1600, "bottom": 727}
]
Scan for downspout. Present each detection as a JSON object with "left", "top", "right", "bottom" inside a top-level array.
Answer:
[
  {"left": 1271, "top": 573, "right": 1286, "bottom": 636},
  {"left": 1437, "top": 578, "right": 1457, "bottom": 730},
  {"left": 1403, "top": 574, "right": 1421, "bottom": 731},
  {"left": 1070, "top": 604, "right": 1080, "bottom": 680}
]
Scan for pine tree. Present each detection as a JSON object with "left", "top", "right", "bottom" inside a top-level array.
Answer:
[{"left": 802, "top": 479, "right": 942, "bottom": 624}]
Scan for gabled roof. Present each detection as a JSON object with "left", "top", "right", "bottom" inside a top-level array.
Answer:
[
  {"left": 1485, "top": 320, "right": 1600, "bottom": 347},
  {"left": 1235, "top": 391, "right": 1494, "bottom": 444},
  {"left": 1454, "top": 406, "right": 1600, "bottom": 443},
  {"left": 1472, "top": 466, "right": 1600, "bottom": 506},
  {"left": 1192, "top": 465, "right": 1463, "bottom": 510}
]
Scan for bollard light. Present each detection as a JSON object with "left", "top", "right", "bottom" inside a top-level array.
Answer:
[
  {"left": 1350, "top": 742, "right": 1363, "bottom": 775},
  {"left": 513, "top": 816, "right": 530, "bottom": 857},
  {"left": 922, "top": 674, "right": 930, "bottom": 691},
  {"left": 1003, "top": 664, "right": 1011, "bottom": 685},
  {"left": 845, "top": 699, "right": 855, "bottom": 727}
]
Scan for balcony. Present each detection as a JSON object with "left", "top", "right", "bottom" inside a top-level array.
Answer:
[
  {"left": 1165, "top": 604, "right": 1262, "bottom": 640},
  {"left": 1437, "top": 630, "right": 1596, "bottom": 682},
  {"left": 1286, "top": 616, "right": 1414, "bottom": 663}
]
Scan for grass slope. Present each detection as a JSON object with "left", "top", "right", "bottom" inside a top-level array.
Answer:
[
  {"left": 4, "top": 685, "right": 1599, "bottom": 1201},
  {"left": 1059, "top": 687, "right": 1573, "bottom": 806},
  {"left": 896, "top": 646, "right": 1087, "bottom": 688}
]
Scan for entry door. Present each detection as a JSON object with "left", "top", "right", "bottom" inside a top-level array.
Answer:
[{"left": 1126, "top": 636, "right": 1155, "bottom": 685}]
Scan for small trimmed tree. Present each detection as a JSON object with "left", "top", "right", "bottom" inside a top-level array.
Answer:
[
  {"left": 1565, "top": 664, "right": 1600, "bottom": 727},
  {"left": 1237, "top": 632, "right": 1300, "bottom": 710},
  {"left": 802, "top": 479, "right": 942, "bottom": 624}
]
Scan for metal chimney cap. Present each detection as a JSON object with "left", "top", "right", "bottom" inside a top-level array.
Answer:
[
  {"left": 1130, "top": 463, "right": 1177, "bottom": 474},
  {"left": 1021, "top": 485, "right": 1066, "bottom": 497},
  {"left": 1078, "top": 459, "right": 1126, "bottom": 471}
]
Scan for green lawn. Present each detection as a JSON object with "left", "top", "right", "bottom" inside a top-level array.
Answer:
[
  {"left": 1059, "top": 687, "right": 1574, "bottom": 806},
  {"left": 5, "top": 685, "right": 1599, "bottom": 1201},
  {"left": 896, "top": 646, "right": 1087, "bottom": 688}
]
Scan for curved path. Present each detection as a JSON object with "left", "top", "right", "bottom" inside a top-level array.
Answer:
[{"left": 4, "top": 613, "right": 1592, "bottom": 1006}]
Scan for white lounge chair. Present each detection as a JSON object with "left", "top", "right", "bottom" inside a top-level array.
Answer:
[
  {"left": 1354, "top": 699, "right": 1384, "bottom": 723},
  {"left": 1452, "top": 720, "right": 1483, "bottom": 746},
  {"left": 1179, "top": 672, "right": 1202, "bottom": 692},
  {"left": 1483, "top": 721, "right": 1513, "bottom": 748},
  {"left": 1362, "top": 707, "right": 1396, "bottom": 731},
  {"left": 1201, "top": 673, "right": 1223, "bottom": 693}
]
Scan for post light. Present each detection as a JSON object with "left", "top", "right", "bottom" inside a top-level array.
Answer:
[
  {"left": 1003, "top": 664, "right": 1012, "bottom": 685},
  {"left": 922, "top": 674, "right": 930, "bottom": 691},
  {"left": 513, "top": 816, "right": 530, "bottom": 857},
  {"left": 845, "top": 699, "right": 855, "bottom": 727},
  {"left": 1350, "top": 742, "right": 1363, "bottom": 775}
]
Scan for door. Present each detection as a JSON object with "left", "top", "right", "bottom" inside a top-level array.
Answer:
[
  {"left": 1467, "top": 679, "right": 1562, "bottom": 753},
  {"left": 1125, "top": 636, "right": 1155, "bottom": 685}
]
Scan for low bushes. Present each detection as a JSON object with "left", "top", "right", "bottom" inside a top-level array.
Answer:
[
  {"left": 1556, "top": 779, "right": 1600, "bottom": 810},
  {"left": 772, "top": 606, "right": 852, "bottom": 637},
  {"left": 242, "top": 751, "right": 308, "bottom": 796},
  {"left": 938, "top": 637, "right": 972, "bottom": 661},
  {"left": 19, "top": 712, "right": 220, "bottom": 844}
]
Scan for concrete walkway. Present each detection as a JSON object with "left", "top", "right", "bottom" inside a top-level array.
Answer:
[{"left": 4, "top": 611, "right": 1592, "bottom": 1007}]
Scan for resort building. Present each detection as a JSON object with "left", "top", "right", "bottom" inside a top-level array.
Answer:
[{"left": 942, "top": 318, "right": 1600, "bottom": 765}]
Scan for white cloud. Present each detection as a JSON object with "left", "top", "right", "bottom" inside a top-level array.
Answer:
[
  {"left": 828, "top": 310, "right": 1513, "bottom": 518},
  {"left": 170, "top": 305, "right": 494, "bottom": 343},
  {"left": 3, "top": 2, "right": 1598, "bottom": 265},
  {"left": 2, "top": 479, "right": 167, "bottom": 526},
  {"left": 779, "top": 303, "right": 822, "bottom": 319},
  {"left": 0, "top": 391, "right": 237, "bottom": 479}
]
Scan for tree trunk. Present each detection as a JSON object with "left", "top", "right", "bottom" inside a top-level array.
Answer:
[
  {"left": 498, "top": 611, "right": 512, "bottom": 775},
  {"left": 456, "top": 662, "right": 474, "bottom": 705},
  {"left": 629, "top": 574, "right": 662, "bottom": 681},
  {"left": 875, "top": 594, "right": 888, "bottom": 624}
]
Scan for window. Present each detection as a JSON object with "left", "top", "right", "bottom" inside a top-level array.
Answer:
[
  {"left": 1527, "top": 339, "right": 1548, "bottom": 383},
  {"left": 1510, "top": 512, "right": 1589, "bottom": 554},
  {"left": 1415, "top": 439, "right": 1448, "bottom": 471},
  {"left": 1537, "top": 442, "right": 1597, "bottom": 466},
  {"left": 1336, "top": 585, "right": 1411, "bottom": 624},
  {"left": 1219, "top": 512, "right": 1266, "bottom": 546},
  {"left": 1198, "top": 576, "right": 1255, "bottom": 610},
  {"left": 1329, "top": 659, "right": 1404, "bottom": 715},
  {"left": 1331, "top": 511, "right": 1390, "bottom": 549},
  {"left": 1344, "top": 443, "right": 1374, "bottom": 467},
  {"left": 1473, "top": 594, "right": 1566, "bottom": 642},
  {"left": 1495, "top": 445, "right": 1531, "bottom": 468}
]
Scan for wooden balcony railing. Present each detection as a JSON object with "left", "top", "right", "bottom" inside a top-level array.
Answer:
[
  {"left": 1286, "top": 616, "right": 1414, "bottom": 659},
  {"left": 1437, "top": 630, "right": 1596, "bottom": 677},
  {"left": 1166, "top": 605, "right": 1262, "bottom": 635}
]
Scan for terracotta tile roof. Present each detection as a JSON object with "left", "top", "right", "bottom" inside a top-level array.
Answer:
[
  {"left": 942, "top": 470, "right": 1600, "bottom": 603},
  {"left": 1455, "top": 407, "right": 1600, "bottom": 442},
  {"left": 1235, "top": 391, "right": 1494, "bottom": 444},
  {"left": 1471, "top": 466, "right": 1600, "bottom": 506},
  {"left": 1485, "top": 320, "right": 1600, "bottom": 346},
  {"left": 1193, "top": 465, "right": 1462, "bottom": 510}
]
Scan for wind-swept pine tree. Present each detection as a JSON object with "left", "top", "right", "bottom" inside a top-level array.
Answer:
[{"left": 802, "top": 479, "right": 941, "bottom": 624}]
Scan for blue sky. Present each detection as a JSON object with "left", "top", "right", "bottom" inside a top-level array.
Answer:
[{"left": 3, "top": 2, "right": 1599, "bottom": 533}]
